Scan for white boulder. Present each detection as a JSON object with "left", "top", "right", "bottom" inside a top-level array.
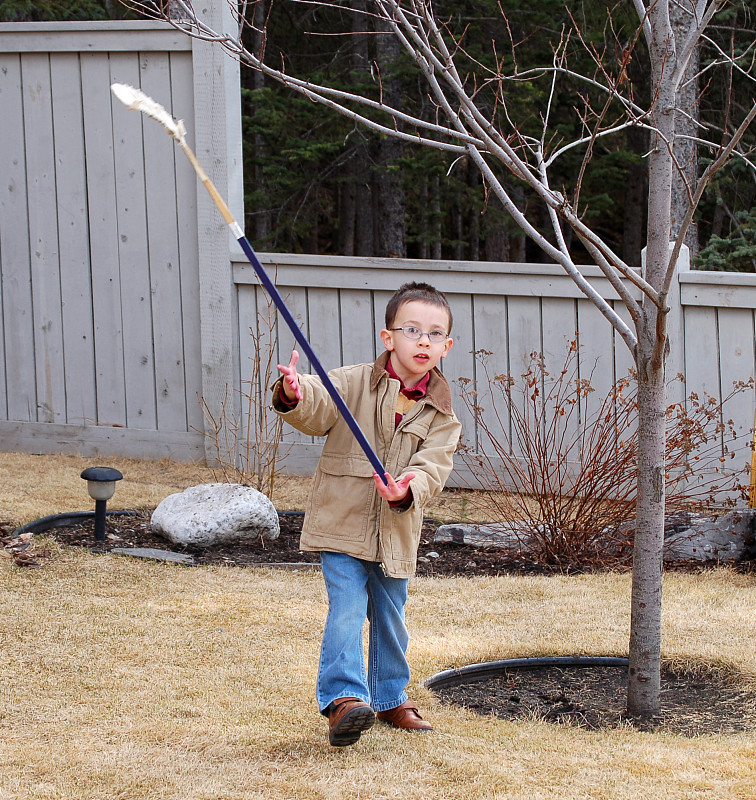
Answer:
[{"left": 151, "top": 483, "right": 279, "bottom": 547}]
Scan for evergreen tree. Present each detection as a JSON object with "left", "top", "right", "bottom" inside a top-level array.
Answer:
[{"left": 0, "top": 0, "right": 135, "bottom": 20}]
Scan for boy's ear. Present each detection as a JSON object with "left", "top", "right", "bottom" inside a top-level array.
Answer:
[
  {"left": 380, "top": 329, "right": 394, "bottom": 351},
  {"left": 441, "top": 336, "right": 453, "bottom": 358}
]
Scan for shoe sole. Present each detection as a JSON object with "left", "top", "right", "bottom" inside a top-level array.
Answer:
[
  {"left": 377, "top": 721, "right": 433, "bottom": 732},
  {"left": 329, "top": 706, "right": 376, "bottom": 747}
]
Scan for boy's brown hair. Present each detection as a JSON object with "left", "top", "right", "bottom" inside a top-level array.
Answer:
[{"left": 384, "top": 282, "right": 453, "bottom": 332}]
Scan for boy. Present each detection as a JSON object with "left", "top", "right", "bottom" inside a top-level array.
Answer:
[{"left": 272, "top": 282, "right": 461, "bottom": 747}]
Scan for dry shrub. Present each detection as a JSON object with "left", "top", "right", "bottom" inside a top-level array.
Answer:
[
  {"left": 457, "top": 341, "right": 753, "bottom": 569},
  {"left": 199, "top": 292, "right": 290, "bottom": 499}
]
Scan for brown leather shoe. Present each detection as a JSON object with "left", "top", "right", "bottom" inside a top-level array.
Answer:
[
  {"left": 328, "top": 697, "right": 375, "bottom": 747},
  {"left": 376, "top": 699, "right": 433, "bottom": 732}
]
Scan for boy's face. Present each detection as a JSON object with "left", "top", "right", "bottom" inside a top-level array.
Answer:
[{"left": 380, "top": 299, "right": 453, "bottom": 388}]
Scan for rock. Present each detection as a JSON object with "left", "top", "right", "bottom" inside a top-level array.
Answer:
[
  {"left": 436, "top": 509, "right": 756, "bottom": 563},
  {"left": 664, "top": 508, "right": 756, "bottom": 562},
  {"left": 150, "top": 483, "right": 279, "bottom": 547},
  {"left": 434, "top": 522, "right": 528, "bottom": 553},
  {"left": 111, "top": 547, "right": 196, "bottom": 565}
]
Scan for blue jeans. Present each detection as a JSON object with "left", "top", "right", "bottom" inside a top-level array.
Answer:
[{"left": 317, "top": 551, "right": 410, "bottom": 714}]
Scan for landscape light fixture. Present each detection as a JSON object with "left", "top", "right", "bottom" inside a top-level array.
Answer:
[{"left": 80, "top": 466, "right": 123, "bottom": 542}]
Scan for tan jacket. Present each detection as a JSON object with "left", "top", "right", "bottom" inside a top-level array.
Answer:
[{"left": 272, "top": 351, "right": 461, "bottom": 577}]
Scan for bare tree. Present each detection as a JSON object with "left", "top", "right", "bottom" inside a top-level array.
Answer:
[{"left": 124, "top": 0, "right": 756, "bottom": 720}]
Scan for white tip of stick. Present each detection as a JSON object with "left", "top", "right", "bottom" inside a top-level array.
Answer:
[{"left": 110, "top": 82, "right": 186, "bottom": 144}]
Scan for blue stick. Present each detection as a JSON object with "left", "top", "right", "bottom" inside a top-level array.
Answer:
[
  {"left": 109, "top": 83, "right": 388, "bottom": 483},
  {"left": 236, "top": 237, "right": 388, "bottom": 484}
]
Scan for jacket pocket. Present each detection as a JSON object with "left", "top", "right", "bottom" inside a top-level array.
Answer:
[
  {"left": 304, "top": 453, "right": 375, "bottom": 543},
  {"left": 318, "top": 452, "right": 377, "bottom": 478},
  {"left": 400, "top": 415, "right": 431, "bottom": 439}
]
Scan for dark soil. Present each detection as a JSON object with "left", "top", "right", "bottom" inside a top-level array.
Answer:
[
  {"left": 35, "top": 510, "right": 566, "bottom": 577},
  {"left": 13, "top": 510, "right": 756, "bottom": 737},
  {"left": 434, "top": 663, "right": 756, "bottom": 736}
]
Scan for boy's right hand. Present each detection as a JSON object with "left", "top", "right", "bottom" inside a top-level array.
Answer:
[{"left": 277, "top": 349, "right": 303, "bottom": 402}]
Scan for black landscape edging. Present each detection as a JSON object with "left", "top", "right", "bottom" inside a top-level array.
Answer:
[
  {"left": 12, "top": 509, "right": 320, "bottom": 569},
  {"left": 423, "top": 656, "right": 630, "bottom": 690},
  {"left": 11, "top": 510, "right": 139, "bottom": 538}
]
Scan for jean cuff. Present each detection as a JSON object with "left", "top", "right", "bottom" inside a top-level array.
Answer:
[
  {"left": 319, "top": 694, "right": 372, "bottom": 716},
  {"left": 371, "top": 691, "right": 409, "bottom": 713}
]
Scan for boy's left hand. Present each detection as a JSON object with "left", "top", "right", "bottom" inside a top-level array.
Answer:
[{"left": 373, "top": 471, "right": 416, "bottom": 503}]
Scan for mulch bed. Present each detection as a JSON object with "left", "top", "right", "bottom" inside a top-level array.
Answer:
[
  {"left": 29, "top": 510, "right": 569, "bottom": 577},
  {"left": 7, "top": 510, "right": 756, "bottom": 737},
  {"left": 434, "top": 663, "right": 756, "bottom": 736}
]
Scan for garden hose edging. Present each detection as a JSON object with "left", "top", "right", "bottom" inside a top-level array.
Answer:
[
  {"left": 11, "top": 510, "right": 139, "bottom": 538},
  {"left": 423, "top": 656, "right": 630, "bottom": 690}
]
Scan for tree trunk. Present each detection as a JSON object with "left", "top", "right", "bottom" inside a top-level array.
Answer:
[
  {"left": 627, "top": 354, "right": 666, "bottom": 719},
  {"left": 250, "top": 0, "right": 272, "bottom": 243},
  {"left": 371, "top": 17, "right": 405, "bottom": 257},
  {"left": 626, "top": 2, "right": 676, "bottom": 720},
  {"left": 430, "top": 174, "right": 442, "bottom": 260},
  {"left": 453, "top": 203, "right": 464, "bottom": 260},
  {"left": 468, "top": 164, "right": 480, "bottom": 260},
  {"left": 338, "top": 172, "right": 357, "bottom": 256},
  {"left": 623, "top": 126, "right": 648, "bottom": 269},
  {"left": 342, "top": 0, "right": 373, "bottom": 256},
  {"left": 484, "top": 215, "right": 508, "bottom": 261}
]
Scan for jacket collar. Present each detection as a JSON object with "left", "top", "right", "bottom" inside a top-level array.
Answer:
[{"left": 370, "top": 351, "right": 455, "bottom": 416}]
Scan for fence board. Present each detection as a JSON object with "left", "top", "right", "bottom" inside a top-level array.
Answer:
[
  {"left": 234, "top": 282, "right": 258, "bottom": 469},
  {"left": 24, "top": 53, "right": 66, "bottom": 424},
  {"left": 0, "top": 54, "right": 36, "bottom": 421},
  {"left": 443, "top": 292, "right": 475, "bottom": 443},
  {"left": 50, "top": 53, "right": 97, "bottom": 426},
  {"left": 716, "top": 307, "right": 755, "bottom": 443},
  {"left": 81, "top": 51, "right": 127, "bottom": 427},
  {"left": 541, "top": 297, "right": 581, "bottom": 460},
  {"left": 340, "top": 289, "right": 375, "bottom": 366},
  {"left": 109, "top": 52, "right": 158, "bottom": 431},
  {"left": 274, "top": 286, "right": 311, "bottom": 448},
  {"left": 0, "top": 419, "right": 204, "bottom": 460},
  {"left": 372, "top": 290, "right": 394, "bottom": 361},
  {"left": 170, "top": 50, "right": 203, "bottom": 432},
  {"left": 576, "top": 300, "right": 616, "bottom": 400},
  {"left": 307, "top": 287, "right": 342, "bottom": 372},
  {"left": 140, "top": 54, "right": 189, "bottom": 432},
  {"left": 683, "top": 306, "right": 721, "bottom": 400},
  {"left": 469, "top": 293, "right": 511, "bottom": 454},
  {"left": 612, "top": 302, "right": 636, "bottom": 382}
]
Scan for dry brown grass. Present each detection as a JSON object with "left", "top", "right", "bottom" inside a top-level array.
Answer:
[
  {"left": 1, "top": 453, "right": 755, "bottom": 799},
  {"left": 1, "top": 545, "right": 755, "bottom": 799}
]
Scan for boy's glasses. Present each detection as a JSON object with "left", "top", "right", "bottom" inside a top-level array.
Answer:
[{"left": 390, "top": 326, "right": 448, "bottom": 343}]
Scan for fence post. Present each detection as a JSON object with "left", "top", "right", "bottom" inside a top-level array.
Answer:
[{"left": 191, "top": 0, "right": 244, "bottom": 464}]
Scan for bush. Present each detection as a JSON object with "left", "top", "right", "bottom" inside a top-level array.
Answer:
[{"left": 457, "top": 341, "right": 752, "bottom": 569}]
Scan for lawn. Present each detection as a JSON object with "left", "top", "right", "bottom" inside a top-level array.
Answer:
[{"left": 1, "top": 453, "right": 755, "bottom": 799}]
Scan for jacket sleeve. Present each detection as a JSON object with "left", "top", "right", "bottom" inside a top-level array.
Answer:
[
  {"left": 400, "top": 411, "right": 461, "bottom": 509},
  {"left": 271, "top": 370, "right": 344, "bottom": 437}
]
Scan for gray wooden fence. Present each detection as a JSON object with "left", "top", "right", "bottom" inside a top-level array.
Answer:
[
  {"left": 240, "top": 251, "right": 756, "bottom": 489},
  {"left": 0, "top": 12, "right": 242, "bottom": 461},
  {"left": 1, "top": 10, "right": 755, "bottom": 495}
]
